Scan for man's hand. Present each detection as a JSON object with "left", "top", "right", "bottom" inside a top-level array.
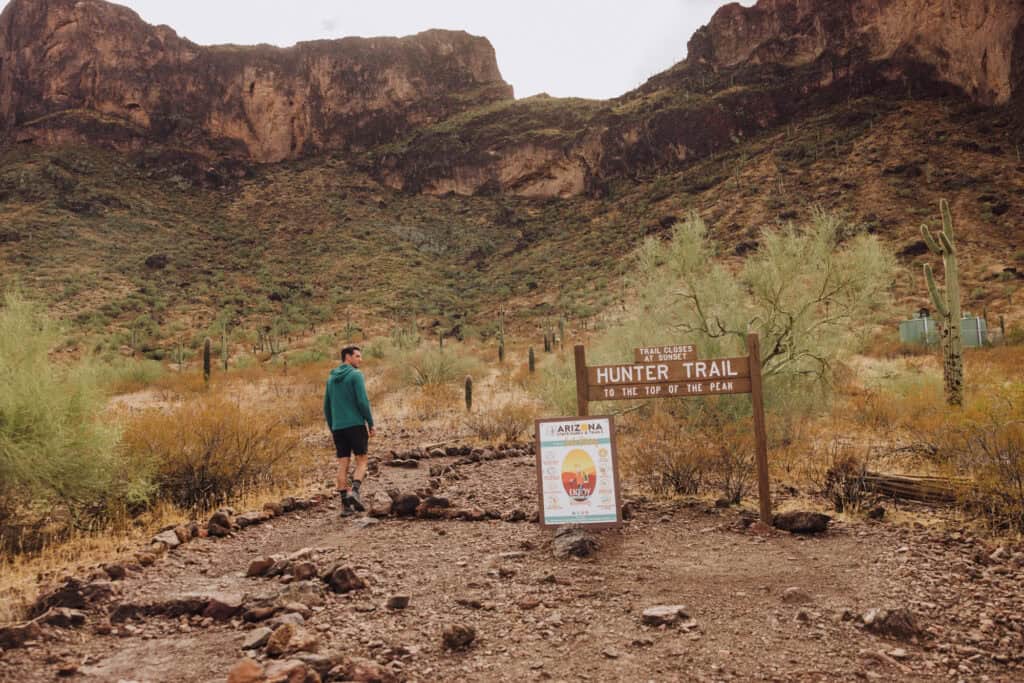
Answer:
[{"left": 368, "top": 427, "right": 376, "bottom": 438}]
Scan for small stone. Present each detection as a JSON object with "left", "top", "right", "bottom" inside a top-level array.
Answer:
[
  {"left": 208, "top": 522, "right": 231, "bottom": 538},
  {"left": 242, "top": 627, "right": 273, "bottom": 650},
  {"left": 516, "top": 597, "right": 541, "bottom": 610},
  {"left": 265, "top": 623, "right": 319, "bottom": 657},
  {"left": 862, "top": 608, "right": 923, "bottom": 641},
  {"left": 236, "top": 511, "right": 265, "bottom": 528},
  {"left": 782, "top": 587, "right": 813, "bottom": 605},
  {"left": 368, "top": 492, "right": 393, "bottom": 518},
  {"left": 203, "top": 592, "right": 246, "bottom": 621},
  {"left": 244, "top": 606, "right": 277, "bottom": 622},
  {"left": 392, "top": 494, "right": 421, "bottom": 517},
  {"left": 226, "top": 658, "right": 265, "bottom": 683},
  {"left": 344, "top": 657, "right": 396, "bottom": 682},
  {"left": 263, "top": 501, "right": 284, "bottom": 516},
  {"left": 386, "top": 595, "right": 410, "bottom": 610},
  {"left": 325, "top": 566, "right": 366, "bottom": 594},
  {"left": 889, "top": 648, "right": 909, "bottom": 659},
  {"left": 209, "top": 510, "right": 234, "bottom": 530},
  {"left": 173, "top": 525, "right": 192, "bottom": 544},
  {"left": 0, "top": 622, "right": 43, "bottom": 649},
  {"left": 264, "top": 659, "right": 314, "bottom": 682},
  {"left": 291, "top": 562, "right": 318, "bottom": 581},
  {"left": 152, "top": 529, "right": 181, "bottom": 549},
  {"left": 642, "top": 605, "right": 688, "bottom": 627},
  {"left": 103, "top": 563, "right": 127, "bottom": 581},
  {"left": 602, "top": 648, "right": 621, "bottom": 659},
  {"left": 867, "top": 506, "right": 886, "bottom": 520},
  {"left": 39, "top": 607, "right": 87, "bottom": 628},
  {"left": 552, "top": 526, "right": 598, "bottom": 558},
  {"left": 442, "top": 623, "right": 476, "bottom": 650},
  {"left": 247, "top": 557, "right": 276, "bottom": 577},
  {"left": 503, "top": 509, "right": 527, "bottom": 523}
]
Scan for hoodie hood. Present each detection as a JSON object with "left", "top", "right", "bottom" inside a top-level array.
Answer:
[{"left": 329, "top": 364, "right": 356, "bottom": 383}]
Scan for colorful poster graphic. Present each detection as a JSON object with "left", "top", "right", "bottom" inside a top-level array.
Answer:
[{"left": 535, "top": 417, "right": 620, "bottom": 526}]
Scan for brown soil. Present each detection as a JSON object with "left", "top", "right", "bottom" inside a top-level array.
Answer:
[{"left": 2, "top": 431, "right": 1022, "bottom": 682}]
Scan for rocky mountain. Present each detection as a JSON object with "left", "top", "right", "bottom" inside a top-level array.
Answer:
[
  {"left": 2, "top": 0, "right": 1020, "bottom": 195},
  {"left": 0, "top": 0, "right": 511, "bottom": 163},
  {"left": 0, "top": 0, "right": 1021, "bottom": 341}
]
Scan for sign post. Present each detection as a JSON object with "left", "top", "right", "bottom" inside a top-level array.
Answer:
[{"left": 571, "top": 334, "right": 773, "bottom": 524}]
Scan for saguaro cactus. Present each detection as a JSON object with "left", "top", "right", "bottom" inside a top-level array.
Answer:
[
  {"left": 498, "top": 339, "right": 505, "bottom": 363},
  {"left": 221, "top": 327, "right": 229, "bottom": 372},
  {"left": 922, "top": 199, "right": 963, "bottom": 406},
  {"left": 528, "top": 347, "right": 535, "bottom": 373},
  {"left": 464, "top": 375, "right": 473, "bottom": 412},
  {"left": 203, "top": 337, "right": 212, "bottom": 384}
]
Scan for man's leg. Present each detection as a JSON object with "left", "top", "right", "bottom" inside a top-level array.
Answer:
[
  {"left": 332, "top": 428, "right": 354, "bottom": 516},
  {"left": 352, "top": 455, "right": 368, "bottom": 489},
  {"left": 336, "top": 456, "right": 351, "bottom": 492}
]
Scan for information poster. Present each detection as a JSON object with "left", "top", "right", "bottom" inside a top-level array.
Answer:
[{"left": 535, "top": 416, "right": 622, "bottom": 527}]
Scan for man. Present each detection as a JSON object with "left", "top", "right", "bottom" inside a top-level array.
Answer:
[{"left": 324, "top": 345, "right": 375, "bottom": 516}]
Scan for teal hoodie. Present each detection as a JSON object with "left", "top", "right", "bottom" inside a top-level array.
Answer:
[{"left": 324, "top": 364, "right": 374, "bottom": 431}]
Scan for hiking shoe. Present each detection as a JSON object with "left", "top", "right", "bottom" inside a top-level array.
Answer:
[
  {"left": 346, "top": 490, "right": 366, "bottom": 513},
  {"left": 339, "top": 493, "right": 354, "bottom": 517}
]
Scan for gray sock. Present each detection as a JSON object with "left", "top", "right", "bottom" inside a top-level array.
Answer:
[{"left": 352, "top": 479, "right": 362, "bottom": 494}]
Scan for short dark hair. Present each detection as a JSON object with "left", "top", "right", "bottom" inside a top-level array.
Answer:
[{"left": 341, "top": 345, "right": 361, "bottom": 361}]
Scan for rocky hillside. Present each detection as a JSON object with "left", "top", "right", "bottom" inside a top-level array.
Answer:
[{"left": 0, "top": 0, "right": 512, "bottom": 163}]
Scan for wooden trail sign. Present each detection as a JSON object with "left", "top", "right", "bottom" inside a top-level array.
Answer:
[{"left": 574, "top": 334, "right": 773, "bottom": 525}]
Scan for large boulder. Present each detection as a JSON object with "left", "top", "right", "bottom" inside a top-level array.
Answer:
[{"left": 772, "top": 511, "right": 831, "bottom": 534}]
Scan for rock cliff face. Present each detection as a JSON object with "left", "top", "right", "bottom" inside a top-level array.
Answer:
[
  {"left": 0, "top": 0, "right": 512, "bottom": 162},
  {"left": 379, "top": 0, "right": 1024, "bottom": 197},
  {"left": 687, "top": 0, "right": 1023, "bottom": 106},
  {"left": 1, "top": 0, "right": 1021, "bottom": 196}
]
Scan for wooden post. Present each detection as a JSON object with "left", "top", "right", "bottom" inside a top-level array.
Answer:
[
  {"left": 574, "top": 344, "right": 589, "bottom": 417},
  {"left": 747, "top": 334, "right": 772, "bottom": 525}
]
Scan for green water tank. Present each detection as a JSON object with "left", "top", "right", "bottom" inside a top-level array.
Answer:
[
  {"left": 960, "top": 314, "right": 988, "bottom": 348},
  {"left": 899, "top": 310, "right": 939, "bottom": 345}
]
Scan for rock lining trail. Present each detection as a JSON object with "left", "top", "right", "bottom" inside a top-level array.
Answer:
[{"left": 2, "top": 430, "right": 1024, "bottom": 682}]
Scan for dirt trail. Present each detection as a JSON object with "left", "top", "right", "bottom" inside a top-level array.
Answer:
[{"left": 2, "top": 430, "right": 1023, "bottom": 682}]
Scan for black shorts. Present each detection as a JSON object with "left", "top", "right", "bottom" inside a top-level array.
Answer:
[{"left": 332, "top": 426, "right": 369, "bottom": 458}]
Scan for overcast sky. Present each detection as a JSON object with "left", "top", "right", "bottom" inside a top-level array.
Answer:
[{"left": 0, "top": 0, "right": 752, "bottom": 100}]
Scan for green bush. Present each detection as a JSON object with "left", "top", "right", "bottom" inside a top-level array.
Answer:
[
  {"left": 0, "top": 292, "right": 122, "bottom": 552},
  {"left": 545, "top": 210, "right": 896, "bottom": 429},
  {"left": 401, "top": 347, "right": 481, "bottom": 387}
]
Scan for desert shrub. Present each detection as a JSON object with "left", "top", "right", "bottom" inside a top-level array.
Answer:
[
  {"left": 401, "top": 348, "right": 481, "bottom": 387},
  {"left": 620, "top": 411, "right": 705, "bottom": 495},
  {"left": 465, "top": 401, "right": 536, "bottom": 442},
  {"left": 408, "top": 384, "right": 459, "bottom": 421},
  {"left": 0, "top": 292, "right": 122, "bottom": 552},
  {"left": 939, "top": 390, "right": 1024, "bottom": 532},
  {"left": 102, "top": 357, "right": 165, "bottom": 394},
  {"left": 121, "top": 395, "right": 304, "bottom": 508},
  {"left": 700, "top": 414, "right": 755, "bottom": 504}
]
